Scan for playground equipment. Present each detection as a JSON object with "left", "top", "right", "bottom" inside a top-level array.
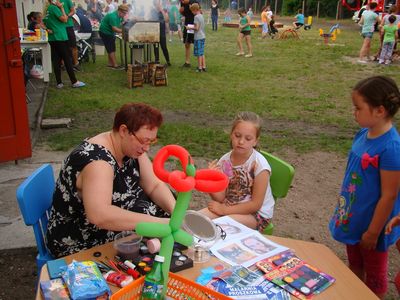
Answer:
[
  {"left": 279, "top": 16, "right": 313, "bottom": 40},
  {"left": 319, "top": 24, "right": 340, "bottom": 45},
  {"left": 341, "top": 0, "right": 384, "bottom": 12}
]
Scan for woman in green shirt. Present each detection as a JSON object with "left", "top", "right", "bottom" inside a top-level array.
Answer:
[
  {"left": 99, "top": 4, "right": 128, "bottom": 69},
  {"left": 43, "top": 0, "right": 85, "bottom": 88}
]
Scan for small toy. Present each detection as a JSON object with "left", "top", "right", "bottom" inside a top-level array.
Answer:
[{"left": 319, "top": 24, "right": 340, "bottom": 45}]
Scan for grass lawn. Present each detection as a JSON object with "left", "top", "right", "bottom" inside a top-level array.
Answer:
[{"left": 41, "top": 16, "right": 400, "bottom": 159}]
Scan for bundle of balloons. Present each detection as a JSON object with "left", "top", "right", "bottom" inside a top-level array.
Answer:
[{"left": 135, "top": 145, "right": 229, "bottom": 291}]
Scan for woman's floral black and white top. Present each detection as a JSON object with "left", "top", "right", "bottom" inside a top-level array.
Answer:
[{"left": 46, "top": 141, "right": 169, "bottom": 258}]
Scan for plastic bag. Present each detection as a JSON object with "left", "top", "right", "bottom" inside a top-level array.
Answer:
[
  {"left": 30, "top": 64, "right": 44, "bottom": 79},
  {"left": 62, "top": 260, "right": 111, "bottom": 300}
]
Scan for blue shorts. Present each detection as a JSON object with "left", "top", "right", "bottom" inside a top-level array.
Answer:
[
  {"left": 262, "top": 23, "right": 269, "bottom": 33},
  {"left": 194, "top": 39, "right": 205, "bottom": 57},
  {"left": 362, "top": 32, "right": 373, "bottom": 39}
]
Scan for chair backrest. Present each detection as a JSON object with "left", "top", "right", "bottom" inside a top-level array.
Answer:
[
  {"left": 260, "top": 150, "right": 295, "bottom": 200},
  {"left": 16, "top": 164, "right": 55, "bottom": 269}
]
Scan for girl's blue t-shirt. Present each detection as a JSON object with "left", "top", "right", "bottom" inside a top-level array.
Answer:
[{"left": 329, "top": 127, "right": 400, "bottom": 251}]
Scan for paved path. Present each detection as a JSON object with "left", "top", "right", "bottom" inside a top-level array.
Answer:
[{"left": 0, "top": 79, "right": 64, "bottom": 250}]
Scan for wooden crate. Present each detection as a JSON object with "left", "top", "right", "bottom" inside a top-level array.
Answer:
[{"left": 151, "top": 64, "right": 167, "bottom": 87}]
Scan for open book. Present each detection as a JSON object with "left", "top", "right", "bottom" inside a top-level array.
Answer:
[{"left": 210, "top": 216, "right": 288, "bottom": 267}]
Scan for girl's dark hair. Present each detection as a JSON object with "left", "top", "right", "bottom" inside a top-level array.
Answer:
[
  {"left": 354, "top": 76, "right": 400, "bottom": 118},
  {"left": 388, "top": 14, "right": 396, "bottom": 24},
  {"left": 113, "top": 102, "right": 163, "bottom": 132},
  {"left": 238, "top": 7, "right": 246, "bottom": 14},
  {"left": 27, "top": 11, "right": 40, "bottom": 22}
]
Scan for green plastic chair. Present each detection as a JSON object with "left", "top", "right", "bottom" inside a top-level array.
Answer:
[{"left": 259, "top": 150, "right": 295, "bottom": 235}]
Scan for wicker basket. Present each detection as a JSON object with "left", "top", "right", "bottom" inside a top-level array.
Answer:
[{"left": 111, "top": 272, "right": 231, "bottom": 300}]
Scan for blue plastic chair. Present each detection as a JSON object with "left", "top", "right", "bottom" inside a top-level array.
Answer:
[
  {"left": 260, "top": 150, "right": 295, "bottom": 235},
  {"left": 16, "top": 164, "right": 55, "bottom": 272}
]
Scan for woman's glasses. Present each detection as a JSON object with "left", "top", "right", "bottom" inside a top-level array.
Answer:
[{"left": 130, "top": 132, "right": 158, "bottom": 146}]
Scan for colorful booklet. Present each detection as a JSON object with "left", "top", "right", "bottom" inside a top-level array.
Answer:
[
  {"left": 211, "top": 216, "right": 288, "bottom": 267},
  {"left": 256, "top": 250, "right": 335, "bottom": 299},
  {"left": 40, "top": 278, "right": 70, "bottom": 300}
]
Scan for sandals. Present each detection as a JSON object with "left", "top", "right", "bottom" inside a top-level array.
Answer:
[{"left": 235, "top": 52, "right": 244, "bottom": 56}]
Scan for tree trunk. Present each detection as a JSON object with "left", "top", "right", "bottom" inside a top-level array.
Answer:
[{"left": 397, "top": 0, "right": 400, "bottom": 14}]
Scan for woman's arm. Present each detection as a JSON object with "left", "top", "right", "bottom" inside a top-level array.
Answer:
[
  {"left": 361, "top": 169, "right": 400, "bottom": 249},
  {"left": 139, "top": 153, "right": 176, "bottom": 214},
  {"left": 56, "top": 2, "right": 68, "bottom": 23},
  {"left": 79, "top": 160, "right": 169, "bottom": 231},
  {"left": 208, "top": 170, "right": 269, "bottom": 216},
  {"left": 112, "top": 26, "right": 122, "bottom": 33}
]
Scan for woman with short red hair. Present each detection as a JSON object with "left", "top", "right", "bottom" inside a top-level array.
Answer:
[{"left": 46, "top": 103, "right": 176, "bottom": 258}]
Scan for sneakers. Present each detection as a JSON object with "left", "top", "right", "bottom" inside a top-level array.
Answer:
[
  {"left": 236, "top": 52, "right": 244, "bottom": 56},
  {"left": 72, "top": 81, "right": 86, "bottom": 88},
  {"left": 56, "top": 83, "right": 64, "bottom": 89},
  {"left": 245, "top": 54, "right": 253, "bottom": 58},
  {"left": 357, "top": 59, "right": 367, "bottom": 64},
  {"left": 196, "top": 68, "right": 202, "bottom": 72}
]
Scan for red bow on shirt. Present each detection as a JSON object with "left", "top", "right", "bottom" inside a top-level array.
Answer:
[{"left": 361, "top": 153, "right": 379, "bottom": 170}]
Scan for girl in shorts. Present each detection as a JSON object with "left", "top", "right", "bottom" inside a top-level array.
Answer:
[{"left": 236, "top": 8, "right": 252, "bottom": 58}]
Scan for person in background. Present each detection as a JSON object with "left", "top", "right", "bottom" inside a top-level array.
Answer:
[
  {"left": 260, "top": 6, "right": 269, "bottom": 39},
  {"left": 330, "top": 76, "right": 400, "bottom": 299},
  {"left": 99, "top": 4, "right": 128, "bottom": 69},
  {"left": 87, "top": 0, "right": 103, "bottom": 22},
  {"left": 385, "top": 214, "right": 400, "bottom": 294},
  {"left": 60, "top": 0, "right": 79, "bottom": 70},
  {"left": 104, "top": 0, "right": 117, "bottom": 14},
  {"left": 168, "top": 0, "right": 183, "bottom": 42},
  {"left": 378, "top": 14, "right": 398, "bottom": 65},
  {"left": 236, "top": 7, "right": 252, "bottom": 58},
  {"left": 180, "top": 0, "right": 198, "bottom": 67},
  {"left": 27, "top": 12, "right": 46, "bottom": 31},
  {"left": 224, "top": 8, "right": 232, "bottom": 22},
  {"left": 191, "top": 2, "right": 205, "bottom": 72},
  {"left": 210, "top": 0, "right": 219, "bottom": 31},
  {"left": 375, "top": 5, "right": 399, "bottom": 61},
  {"left": 45, "top": 102, "right": 176, "bottom": 258},
  {"left": 43, "top": 0, "right": 85, "bottom": 88},
  {"left": 292, "top": 8, "right": 304, "bottom": 29},
  {"left": 246, "top": 7, "right": 253, "bottom": 20},
  {"left": 152, "top": 0, "right": 171, "bottom": 66},
  {"left": 199, "top": 112, "right": 274, "bottom": 233},
  {"left": 358, "top": 1, "right": 379, "bottom": 63}
]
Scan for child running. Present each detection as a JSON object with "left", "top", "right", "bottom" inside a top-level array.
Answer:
[
  {"left": 236, "top": 8, "right": 252, "bottom": 58},
  {"left": 190, "top": 3, "right": 206, "bottom": 72},
  {"left": 385, "top": 214, "right": 400, "bottom": 294},
  {"left": 330, "top": 76, "right": 400, "bottom": 298},
  {"left": 200, "top": 112, "right": 274, "bottom": 232}
]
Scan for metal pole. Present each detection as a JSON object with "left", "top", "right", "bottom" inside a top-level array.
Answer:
[
  {"left": 274, "top": 0, "right": 278, "bottom": 15},
  {"left": 302, "top": 0, "right": 305, "bottom": 14},
  {"left": 317, "top": 1, "right": 320, "bottom": 19}
]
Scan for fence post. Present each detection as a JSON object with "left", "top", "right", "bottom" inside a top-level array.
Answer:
[
  {"left": 317, "top": 1, "right": 320, "bottom": 19},
  {"left": 274, "top": 0, "right": 278, "bottom": 15},
  {"left": 302, "top": 0, "right": 305, "bottom": 14}
]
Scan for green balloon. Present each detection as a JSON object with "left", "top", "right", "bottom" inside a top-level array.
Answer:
[
  {"left": 173, "top": 229, "right": 193, "bottom": 247},
  {"left": 159, "top": 235, "right": 174, "bottom": 294},
  {"left": 135, "top": 223, "right": 171, "bottom": 237},
  {"left": 169, "top": 191, "right": 191, "bottom": 231}
]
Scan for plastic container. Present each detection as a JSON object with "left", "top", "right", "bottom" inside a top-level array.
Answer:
[
  {"left": 111, "top": 272, "right": 231, "bottom": 300},
  {"left": 114, "top": 231, "right": 142, "bottom": 261}
]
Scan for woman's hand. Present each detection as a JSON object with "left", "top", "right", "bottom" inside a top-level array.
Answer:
[
  {"left": 385, "top": 215, "right": 400, "bottom": 234},
  {"left": 207, "top": 200, "right": 225, "bottom": 216},
  {"left": 360, "top": 231, "right": 378, "bottom": 250}
]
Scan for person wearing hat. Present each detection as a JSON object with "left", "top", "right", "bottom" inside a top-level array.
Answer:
[{"left": 99, "top": 4, "right": 129, "bottom": 69}]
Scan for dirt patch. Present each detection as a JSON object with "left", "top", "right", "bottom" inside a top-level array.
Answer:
[{"left": 1, "top": 149, "right": 398, "bottom": 299}]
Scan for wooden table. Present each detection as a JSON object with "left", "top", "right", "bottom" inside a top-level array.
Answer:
[
  {"left": 20, "top": 40, "right": 52, "bottom": 82},
  {"left": 36, "top": 236, "right": 378, "bottom": 299}
]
